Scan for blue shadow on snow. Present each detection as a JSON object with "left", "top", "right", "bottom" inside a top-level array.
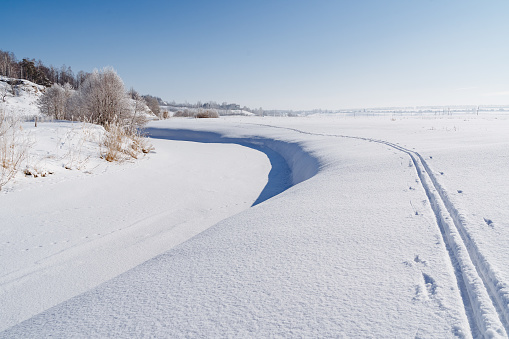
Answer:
[{"left": 144, "top": 127, "right": 292, "bottom": 207}]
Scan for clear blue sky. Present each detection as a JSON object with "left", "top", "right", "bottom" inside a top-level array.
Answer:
[{"left": 3, "top": 0, "right": 509, "bottom": 110}]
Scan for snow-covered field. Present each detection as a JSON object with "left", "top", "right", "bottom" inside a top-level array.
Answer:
[{"left": 1, "top": 113, "right": 509, "bottom": 338}]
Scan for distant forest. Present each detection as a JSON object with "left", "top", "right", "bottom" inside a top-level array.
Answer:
[{"left": 1, "top": 49, "right": 90, "bottom": 89}]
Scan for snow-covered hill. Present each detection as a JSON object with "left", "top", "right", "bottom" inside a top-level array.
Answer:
[{"left": 0, "top": 76, "right": 45, "bottom": 118}]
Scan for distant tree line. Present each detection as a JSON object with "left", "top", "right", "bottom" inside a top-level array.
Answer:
[
  {"left": 164, "top": 101, "right": 263, "bottom": 116},
  {"left": 165, "top": 100, "right": 248, "bottom": 111},
  {"left": 0, "top": 49, "right": 89, "bottom": 89}
]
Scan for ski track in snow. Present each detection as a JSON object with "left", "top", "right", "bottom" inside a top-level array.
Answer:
[{"left": 246, "top": 122, "right": 509, "bottom": 338}]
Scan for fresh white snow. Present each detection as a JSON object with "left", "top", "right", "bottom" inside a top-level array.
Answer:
[
  {"left": 0, "top": 122, "right": 271, "bottom": 331},
  {"left": 1, "top": 113, "right": 509, "bottom": 338}
]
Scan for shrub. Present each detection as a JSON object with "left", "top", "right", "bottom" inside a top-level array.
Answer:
[
  {"left": 38, "top": 83, "right": 73, "bottom": 120},
  {"left": 173, "top": 109, "right": 219, "bottom": 118},
  {"left": 101, "top": 121, "right": 153, "bottom": 162},
  {"left": 74, "top": 68, "right": 131, "bottom": 126},
  {"left": 0, "top": 109, "right": 30, "bottom": 190},
  {"left": 173, "top": 109, "right": 193, "bottom": 118},
  {"left": 195, "top": 110, "right": 219, "bottom": 118}
]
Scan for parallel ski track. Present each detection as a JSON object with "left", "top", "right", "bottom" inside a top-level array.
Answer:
[{"left": 246, "top": 123, "right": 509, "bottom": 339}]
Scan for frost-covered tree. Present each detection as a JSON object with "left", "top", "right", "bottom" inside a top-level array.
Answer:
[
  {"left": 76, "top": 67, "right": 131, "bottom": 126},
  {"left": 40, "top": 67, "right": 148, "bottom": 129},
  {"left": 0, "top": 86, "right": 8, "bottom": 103},
  {"left": 143, "top": 95, "right": 161, "bottom": 117},
  {"left": 62, "top": 68, "right": 146, "bottom": 128},
  {"left": 75, "top": 70, "right": 89, "bottom": 89},
  {"left": 65, "top": 90, "right": 86, "bottom": 121},
  {"left": 38, "top": 83, "right": 73, "bottom": 120},
  {"left": 128, "top": 88, "right": 149, "bottom": 128}
]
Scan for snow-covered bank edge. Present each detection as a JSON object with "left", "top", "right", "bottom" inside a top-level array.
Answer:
[{"left": 145, "top": 127, "right": 321, "bottom": 205}]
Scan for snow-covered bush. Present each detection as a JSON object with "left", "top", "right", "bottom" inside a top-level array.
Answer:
[
  {"left": 0, "top": 109, "right": 30, "bottom": 190},
  {"left": 69, "top": 68, "right": 131, "bottom": 126},
  {"left": 173, "top": 109, "right": 193, "bottom": 118},
  {"left": 173, "top": 108, "right": 219, "bottom": 118},
  {"left": 195, "top": 109, "right": 219, "bottom": 118},
  {"left": 38, "top": 83, "right": 73, "bottom": 120}
]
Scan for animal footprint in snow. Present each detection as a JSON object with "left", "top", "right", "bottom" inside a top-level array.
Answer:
[
  {"left": 414, "top": 255, "right": 427, "bottom": 266},
  {"left": 483, "top": 218, "right": 494, "bottom": 227}
]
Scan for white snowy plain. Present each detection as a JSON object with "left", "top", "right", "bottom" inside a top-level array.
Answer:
[{"left": 1, "top": 113, "right": 509, "bottom": 338}]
